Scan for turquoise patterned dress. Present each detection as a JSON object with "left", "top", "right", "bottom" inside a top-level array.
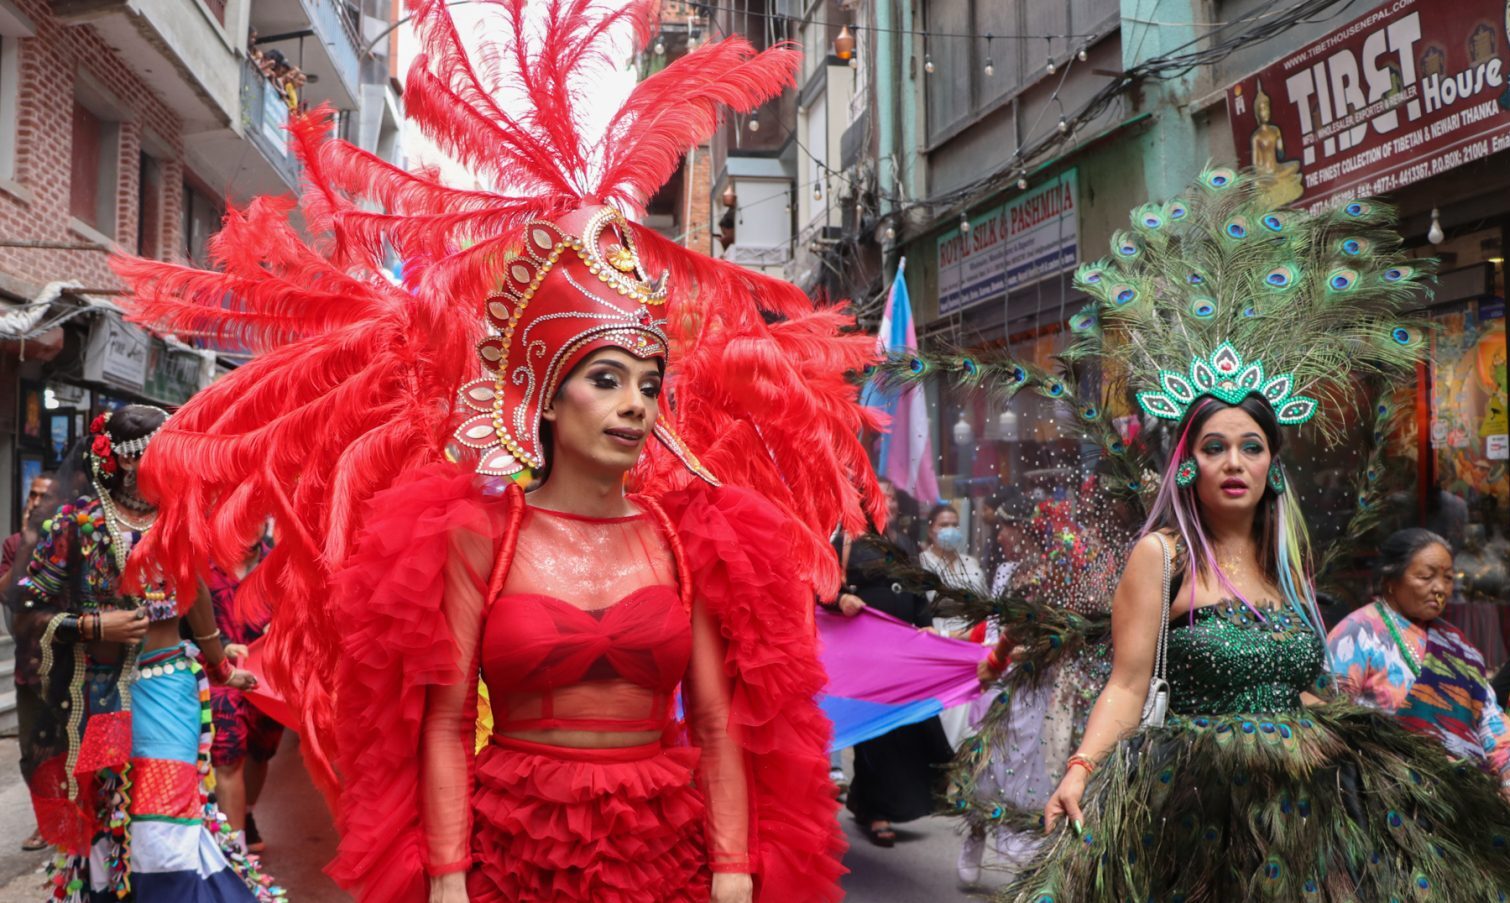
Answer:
[{"left": 1000, "top": 600, "right": 1510, "bottom": 902}]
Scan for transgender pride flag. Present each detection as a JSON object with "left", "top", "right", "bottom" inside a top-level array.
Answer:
[
  {"left": 819, "top": 607, "right": 987, "bottom": 750},
  {"left": 862, "top": 258, "right": 941, "bottom": 504}
]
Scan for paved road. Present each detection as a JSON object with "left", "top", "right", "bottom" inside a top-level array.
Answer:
[{"left": 0, "top": 733, "right": 1017, "bottom": 902}]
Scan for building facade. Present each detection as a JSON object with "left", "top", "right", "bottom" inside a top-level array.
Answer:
[
  {"left": 863, "top": 0, "right": 1510, "bottom": 640},
  {"left": 0, "top": 0, "right": 399, "bottom": 731},
  {"left": 707, "top": 0, "right": 1508, "bottom": 629}
]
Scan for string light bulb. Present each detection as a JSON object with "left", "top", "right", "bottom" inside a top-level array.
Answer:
[
  {"left": 1427, "top": 208, "right": 1444, "bottom": 245},
  {"left": 983, "top": 33, "right": 995, "bottom": 77},
  {"left": 924, "top": 54, "right": 935, "bottom": 74},
  {"left": 834, "top": 25, "right": 855, "bottom": 61},
  {"left": 748, "top": 112, "right": 760, "bottom": 133},
  {"left": 1077, "top": 46, "right": 1089, "bottom": 62},
  {"left": 1017, "top": 175, "right": 1029, "bottom": 190},
  {"left": 960, "top": 212, "right": 972, "bottom": 234},
  {"left": 654, "top": 40, "right": 665, "bottom": 55},
  {"left": 1046, "top": 59, "right": 1056, "bottom": 75},
  {"left": 813, "top": 183, "right": 823, "bottom": 201},
  {"left": 1058, "top": 116, "right": 1070, "bottom": 134}
]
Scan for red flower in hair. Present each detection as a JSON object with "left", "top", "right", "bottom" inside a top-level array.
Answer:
[
  {"left": 90, "top": 414, "right": 108, "bottom": 436},
  {"left": 102, "top": 457, "right": 117, "bottom": 475},
  {"left": 92, "top": 435, "right": 112, "bottom": 458}
]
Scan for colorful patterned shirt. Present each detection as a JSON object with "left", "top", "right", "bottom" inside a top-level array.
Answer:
[{"left": 1327, "top": 602, "right": 1510, "bottom": 782}]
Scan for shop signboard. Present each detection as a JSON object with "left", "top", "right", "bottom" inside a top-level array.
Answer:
[
  {"left": 936, "top": 169, "right": 1079, "bottom": 316},
  {"left": 83, "top": 315, "right": 149, "bottom": 392},
  {"left": 144, "top": 338, "right": 210, "bottom": 406},
  {"left": 1227, "top": 0, "right": 1510, "bottom": 211}
]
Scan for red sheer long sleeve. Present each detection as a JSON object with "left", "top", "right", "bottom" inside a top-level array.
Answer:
[
  {"left": 685, "top": 596, "right": 752, "bottom": 873},
  {"left": 419, "top": 526, "right": 493, "bottom": 874}
]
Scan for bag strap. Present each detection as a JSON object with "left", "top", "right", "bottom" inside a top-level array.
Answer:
[{"left": 1150, "top": 532, "right": 1175, "bottom": 683}]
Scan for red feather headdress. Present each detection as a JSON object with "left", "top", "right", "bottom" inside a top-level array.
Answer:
[{"left": 114, "top": 0, "right": 883, "bottom": 787}]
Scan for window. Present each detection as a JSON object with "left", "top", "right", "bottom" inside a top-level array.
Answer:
[
  {"left": 181, "top": 179, "right": 222, "bottom": 268},
  {"left": 69, "top": 99, "right": 119, "bottom": 237},
  {"left": 138, "top": 153, "right": 163, "bottom": 260},
  {"left": 924, "top": 0, "right": 1116, "bottom": 144},
  {"left": 0, "top": 35, "right": 20, "bottom": 181}
]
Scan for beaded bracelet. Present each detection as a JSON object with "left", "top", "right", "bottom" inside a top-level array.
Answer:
[{"left": 1066, "top": 754, "right": 1097, "bottom": 776}]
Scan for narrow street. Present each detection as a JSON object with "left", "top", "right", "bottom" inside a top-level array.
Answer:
[{"left": 0, "top": 731, "right": 1011, "bottom": 901}]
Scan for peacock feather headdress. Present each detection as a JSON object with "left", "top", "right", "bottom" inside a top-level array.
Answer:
[{"left": 1067, "top": 165, "right": 1434, "bottom": 440}]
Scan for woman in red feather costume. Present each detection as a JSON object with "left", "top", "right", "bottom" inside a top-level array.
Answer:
[{"left": 110, "top": 1, "right": 882, "bottom": 901}]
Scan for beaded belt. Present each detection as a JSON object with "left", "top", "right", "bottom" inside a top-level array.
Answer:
[{"left": 136, "top": 645, "right": 194, "bottom": 681}]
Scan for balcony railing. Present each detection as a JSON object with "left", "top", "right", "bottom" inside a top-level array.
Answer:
[{"left": 241, "top": 58, "right": 301, "bottom": 190}]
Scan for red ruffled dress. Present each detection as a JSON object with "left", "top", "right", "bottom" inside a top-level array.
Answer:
[{"left": 325, "top": 465, "right": 845, "bottom": 903}]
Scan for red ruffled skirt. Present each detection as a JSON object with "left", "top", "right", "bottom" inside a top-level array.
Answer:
[{"left": 468, "top": 736, "right": 712, "bottom": 902}]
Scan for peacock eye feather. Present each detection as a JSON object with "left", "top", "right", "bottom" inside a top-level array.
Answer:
[
  {"left": 1225, "top": 217, "right": 1249, "bottom": 239},
  {"left": 908, "top": 356, "right": 926, "bottom": 374},
  {"left": 1343, "top": 200, "right": 1375, "bottom": 217},
  {"left": 961, "top": 357, "right": 979, "bottom": 377},
  {"left": 1326, "top": 268, "right": 1359, "bottom": 291},
  {"left": 1339, "top": 236, "right": 1370, "bottom": 256},
  {"left": 1264, "top": 265, "right": 1297, "bottom": 288},
  {"left": 1188, "top": 298, "right": 1216, "bottom": 319},
  {"left": 1261, "top": 213, "right": 1285, "bottom": 232},
  {"left": 1202, "top": 166, "right": 1237, "bottom": 189},
  {"left": 1111, "top": 284, "right": 1138, "bottom": 306},
  {"left": 1383, "top": 265, "right": 1416, "bottom": 283},
  {"left": 1166, "top": 200, "right": 1188, "bottom": 220},
  {"left": 1242, "top": 305, "right": 1258, "bottom": 318}
]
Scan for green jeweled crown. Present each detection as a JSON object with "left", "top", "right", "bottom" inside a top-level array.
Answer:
[{"left": 1135, "top": 342, "right": 1317, "bottom": 426}]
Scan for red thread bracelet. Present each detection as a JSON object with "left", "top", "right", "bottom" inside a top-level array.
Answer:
[
  {"left": 1066, "top": 754, "right": 1096, "bottom": 776},
  {"left": 206, "top": 657, "right": 234, "bottom": 685}
]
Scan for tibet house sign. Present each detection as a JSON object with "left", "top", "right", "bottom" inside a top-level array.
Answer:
[{"left": 1226, "top": 0, "right": 1510, "bottom": 210}]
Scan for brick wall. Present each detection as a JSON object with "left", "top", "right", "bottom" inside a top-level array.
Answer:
[
  {"left": 0, "top": 0, "right": 186, "bottom": 298},
  {"left": 681, "top": 140, "right": 713, "bottom": 256}
]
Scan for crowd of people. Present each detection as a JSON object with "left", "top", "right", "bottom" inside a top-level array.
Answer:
[{"left": 2, "top": 2, "right": 1508, "bottom": 902}]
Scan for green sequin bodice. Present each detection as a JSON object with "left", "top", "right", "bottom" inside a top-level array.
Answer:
[{"left": 1166, "top": 602, "right": 1325, "bottom": 714}]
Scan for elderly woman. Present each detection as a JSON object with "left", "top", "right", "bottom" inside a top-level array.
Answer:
[{"left": 1327, "top": 528, "right": 1510, "bottom": 794}]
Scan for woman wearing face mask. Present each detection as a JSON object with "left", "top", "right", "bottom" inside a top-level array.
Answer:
[
  {"left": 1327, "top": 529, "right": 1510, "bottom": 796},
  {"left": 920, "top": 505, "right": 989, "bottom": 621},
  {"left": 920, "top": 504, "right": 989, "bottom": 749}
]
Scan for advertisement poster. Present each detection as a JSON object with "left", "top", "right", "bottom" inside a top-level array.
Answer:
[
  {"left": 1227, "top": 0, "right": 1510, "bottom": 210},
  {"left": 936, "top": 169, "right": 1079, "bottom": 316}
]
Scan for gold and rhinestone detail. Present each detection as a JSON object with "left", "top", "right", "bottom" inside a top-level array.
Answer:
[{"left": 457, "top": 209, "right": 670, "bottom": 477}]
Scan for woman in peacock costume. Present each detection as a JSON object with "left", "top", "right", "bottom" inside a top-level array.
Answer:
[{"left": 987, "top": 168, "right": 1510, "bottom": 901}]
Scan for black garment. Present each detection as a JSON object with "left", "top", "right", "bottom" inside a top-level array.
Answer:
[
  {"left": 838, "top": 533, "right": 954, "bottom": 824},
  {"left": 1493, "top": 658, "right": 1510, "bottom": 710}
]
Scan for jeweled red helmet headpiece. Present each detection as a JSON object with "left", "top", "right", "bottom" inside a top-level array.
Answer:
[{"left": 451, "top": 204, "right": 711, "bottom": 482}]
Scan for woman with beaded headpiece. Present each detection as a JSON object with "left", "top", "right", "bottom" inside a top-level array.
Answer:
[
  {"left": 108, "top": 2, "right": 880, "bottom": 902},
  {"left": 3, "top": 404, "right": 279, "bottom": 901},
  {"left": 980, "top": 168, "right": 1510, "bottom": 901}
]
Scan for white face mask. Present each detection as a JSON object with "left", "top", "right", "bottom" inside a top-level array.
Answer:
[{"left": 935, "top": 526, "right": 965, "bottom": 552}]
